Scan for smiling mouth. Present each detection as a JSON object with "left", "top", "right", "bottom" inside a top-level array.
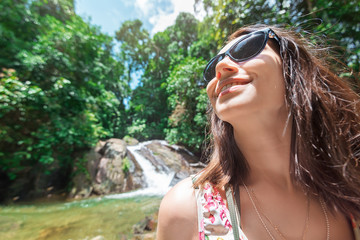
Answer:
[{"left": 218, "top": 80, "right": 252, "bottom": 96}]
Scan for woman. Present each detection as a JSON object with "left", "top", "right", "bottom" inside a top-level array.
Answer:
[{"left": 157, "top": 25, "right": 360, "bottom": 240}]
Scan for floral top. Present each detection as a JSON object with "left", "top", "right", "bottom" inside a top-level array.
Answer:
[{"left": 194, "top": 181, "right": 360, "bottom": 240}]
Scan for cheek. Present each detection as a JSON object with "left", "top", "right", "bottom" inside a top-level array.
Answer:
[
  {"left": 252, "top": 53, "right": 284, "bottom": 88},
  {"left": 206, "top": 78, "right": 218, "bottom": 100},
  {"left": 206, "top": 79, "right": 221, "bottom": 116},
  {"left": 255, "top": 62, "right": 286, "bottom": 107}
]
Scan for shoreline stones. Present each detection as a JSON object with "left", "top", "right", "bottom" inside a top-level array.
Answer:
[{"left": 69, "top": 138, "right": 203, "bottom": 200}]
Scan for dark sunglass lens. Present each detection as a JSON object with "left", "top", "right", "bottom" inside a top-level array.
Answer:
[
  {"left": 230, "top": 33, "right": 267, "bottom": 60},
  {"left": 204, "top": 55, "right": 223, "bottom": 81},
  {"left": 204, "top": 62, "right": 216, "bottom": 81}
]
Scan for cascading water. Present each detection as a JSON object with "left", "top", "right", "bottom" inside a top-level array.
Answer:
[
  {"left": 106, "top": 141, "right": 175, "bottom": 199},
  {"left": 0, "top": 140, "right": 195, "bottom": 240}
]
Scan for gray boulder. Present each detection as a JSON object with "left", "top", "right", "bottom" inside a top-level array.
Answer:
[{"left": 70, "top": 138, "right": 145, "bottom": 199}]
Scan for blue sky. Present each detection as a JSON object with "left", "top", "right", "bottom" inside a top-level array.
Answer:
[{"left": 74, "top": 0, "right": 205, "bottom": 37}]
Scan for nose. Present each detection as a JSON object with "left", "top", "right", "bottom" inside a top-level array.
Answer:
[{"left": 215, "top": 56, "right": 238, "bottom": 79}]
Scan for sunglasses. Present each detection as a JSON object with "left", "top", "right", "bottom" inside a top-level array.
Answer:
[{"left": 203, "top": 28, "right": 280, "bottom": 82}]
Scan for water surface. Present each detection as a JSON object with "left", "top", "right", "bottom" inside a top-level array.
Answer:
[{"left": 0, "top": 196, "right": 161, "bottom": 240}]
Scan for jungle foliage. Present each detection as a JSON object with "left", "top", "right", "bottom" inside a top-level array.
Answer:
[{"left": 0, "top": 0, "right": 359, "bottom": 190}]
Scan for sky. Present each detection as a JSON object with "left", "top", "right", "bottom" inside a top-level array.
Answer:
[{"left": 74, "top": 0, "right": 205, "bottom": 37}]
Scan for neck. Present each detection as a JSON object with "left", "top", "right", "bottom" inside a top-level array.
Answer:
[{"left": 231, "top": 110, "right": 293, "bottom": 190}]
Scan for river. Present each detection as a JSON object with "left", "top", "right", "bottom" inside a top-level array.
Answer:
[
  {"left": 0, "top": 141, "right": 183, "bottom": 240},
  {"left": 0, "top": 195, "right": 161, "bottom": 240}
]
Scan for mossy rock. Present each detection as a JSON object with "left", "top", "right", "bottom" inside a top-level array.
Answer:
[{"left": 123, "top": 136, "right": 139, "bottom": 146}]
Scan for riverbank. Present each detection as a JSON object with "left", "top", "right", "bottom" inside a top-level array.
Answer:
[
  {"left": 0, "top": 139, "right": 202, "bottom": 239},
  {"left": 0, "top": 195, "right": 161, "bottom": 240}
]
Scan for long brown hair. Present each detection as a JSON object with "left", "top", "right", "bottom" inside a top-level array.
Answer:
[{"left": 195, "top": 24, "right": 360, "bottom": 218}]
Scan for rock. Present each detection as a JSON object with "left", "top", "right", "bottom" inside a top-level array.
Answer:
[
  {"left": 126, "top": 150, "right": 145, "bottom": 189},
  {"left": 135, "top": 146, "right": 171, "bottom": 173},
  {"left": 75, "top": 186, "right": 93, "bottom": 199},
  {"left": 68, "top": 138, "right": 202, "bottom": 200},
  {"left": 70, "top": 138, "right": 145, "bottom": 198},
  {"left": 131, "top": 232, "right": 156, "bottom": 240},
  {"left": 95, "top": 156, "right": 125, "bottom": 185},
  {"left": 86, "top": 143, "right": 103, "bottom": 180},
  {"left": 132, "top": 213, "right": 158, "bottom": 240},
  {"left": 69, "top": 146, "right": 101, "bottom": 199},
  {"left": 90, "top": 236, "right": 105, "bottom": 240},
  {"left": 142, "top": 232, "right": 156, "bottom": 240},
  {"left": 133, "top": 215, "right": 157, "bottom": 234},
  {"left": 144, "top": 141, "right": 185, "bottom": 173},
  {"left": 92, "top": 139, "right": 145, "bottom": 195},
  {"left": 102, "top": 138, "right": 127, "bottom": 159},
  {"left": 169, "top": 170, "right": 190, "bottom": 186},
  {"left": 2, "top": 137, "right": 202, "bottom": 202},
  {"left": 123, "top": 136, "right": 139, "bottom": 146},
  {"left": 142, "top": 140, "right": 201, "bottom": 184},
  {"left": 167, "top": 143, "right": 199, "bottom": 163}
]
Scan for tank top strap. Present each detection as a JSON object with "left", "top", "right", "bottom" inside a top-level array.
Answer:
[
  {"left": 191, "top": 175, "right": 205, "bottom": 239},
  {"left": 191, "top": 175, "right": 248, "bottom": 240},
  {"left": 350, "top": 214, "right": 360, "bottom": 240}
]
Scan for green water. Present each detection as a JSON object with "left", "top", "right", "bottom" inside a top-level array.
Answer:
[{"left": 0, "top": 196, "right": 162, "bottom": 240}]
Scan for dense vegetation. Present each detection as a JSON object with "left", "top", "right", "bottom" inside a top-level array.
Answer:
[{"left": 0, "top": 0, "right": 359, "bottom": 199}]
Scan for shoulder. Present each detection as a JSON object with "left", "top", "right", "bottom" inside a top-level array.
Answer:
[{"left": 157, "top": 177, "right": 198, "bottom": 240}]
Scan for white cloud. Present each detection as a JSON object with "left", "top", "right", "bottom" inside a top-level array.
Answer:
[
  {"left": 135, "top": 0, "right": 154, "bottom": 16},
  {"left": 149, "top": 9, "right": 177, "bottom": 34},
  {"left": 134, "top": 0, "right": 206, "bottom": 35},
  {"left": 170, "top": 0, "right": 206, "bottom": 20}
]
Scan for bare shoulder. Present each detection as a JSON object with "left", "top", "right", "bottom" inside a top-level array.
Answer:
[{"left": 157, "top": 177, "right": 198, "bottom": 240}]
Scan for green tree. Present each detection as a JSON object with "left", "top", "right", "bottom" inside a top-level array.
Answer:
[
  {"left": 123, "top": 13, "right": 203, "bottom": 141},
  {"left": 115, "top": 19, "right": 150, "bottom": 83},
  {"left": 164, "top": 57, "right": 208, "bottom": 153},
  {"left": 0, "top": 0, "right": 128, "bottom": 197},
  {"left": 195, "top": 0, "right": 360, "bottom": 78}
]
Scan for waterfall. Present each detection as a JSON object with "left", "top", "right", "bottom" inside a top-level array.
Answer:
[{"left": 105, "top": 141, "right": 175, "bottom": 199}]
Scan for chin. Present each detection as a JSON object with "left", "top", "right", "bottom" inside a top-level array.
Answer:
[{"left": 215, "top": 102, "right": 256, "bottom": 123}]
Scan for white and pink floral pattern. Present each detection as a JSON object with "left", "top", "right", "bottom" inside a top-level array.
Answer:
[
  {"left": 196, "top": 182, "right": 360, "bottom": 240},
  {"left": 196, "top": 182, "right": 248, "bottom": 240}
]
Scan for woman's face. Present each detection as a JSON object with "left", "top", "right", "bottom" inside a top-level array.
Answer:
[{"left": 206, "top": 36, "right": 286, "bottom": 124}]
